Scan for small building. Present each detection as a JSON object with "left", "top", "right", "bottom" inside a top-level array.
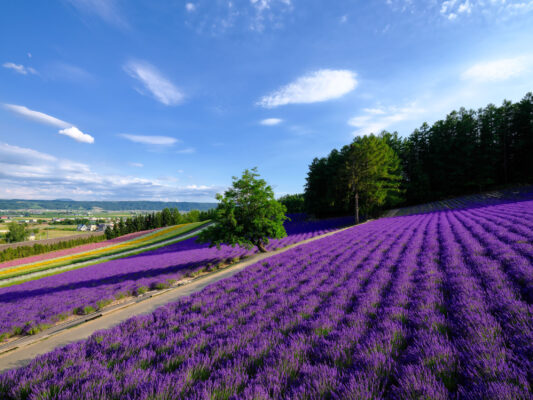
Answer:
[
  {"left": 96, "top": 223, "right": 107, "bottom": 231},
  {"left": 77, "top": 224, "right": 88, "bottom": 231},
  {"left": 0, "top": 216, "right": 8, "bottom": 220},
  {"left": 28, "top": 234, "right": 36, "bottom": 241},
  {"left": 88, "top": 224, "right": 97, "bottom": 232}
]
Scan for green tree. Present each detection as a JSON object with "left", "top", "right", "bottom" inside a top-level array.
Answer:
[
  {"left": 197, "top": 168, "right": 287, "bottom": 253},
  {"left": 346, "top": 134, "right": 402, "bottom": 223},
  {"left": 278, "top": 194, "right": 305, "bottom": 213},
  {"left": 4, "top": 222, "right": 30, "bottom": 243}
]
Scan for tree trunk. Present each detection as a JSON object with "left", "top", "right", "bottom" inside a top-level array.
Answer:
[
  {"left": 355, "top": 191, "right": 360, "bottom": 224},
  {"left": 256, "top": 242, "right": 267, "bottom": 253}
]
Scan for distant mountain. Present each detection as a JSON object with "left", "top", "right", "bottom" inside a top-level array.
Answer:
[{"left": 0, "top": 199, "right": 217, "bottom": 212}]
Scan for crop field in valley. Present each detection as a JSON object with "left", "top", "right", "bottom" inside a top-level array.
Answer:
[
  {"left": 0, "top": 201, "right": 531, "bottom": 399},
  {"left": 0, "top": 223, "right": 206, "bottom": 280},
  {"left": 0, "top": 228, "right": 159, "bottom": 270},
  {"left": 0, "top": 217, "right": 352, "bottom": 341}
]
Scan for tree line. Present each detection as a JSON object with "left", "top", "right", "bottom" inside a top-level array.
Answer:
[
  {"left": 0, "top": 235, "right": 105, "bottom": 263},
  {"left": 104, "top": 208, "right": 215, "bottom": 239},
  {"left": 301, "top": 93, "right": 533, "bottom": 218}
]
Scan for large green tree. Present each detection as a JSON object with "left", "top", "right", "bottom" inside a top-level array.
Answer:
[
  {"left": 198, "top": 168, "right": 287, "bottom": 253},
  {"left": 346, "top": 134, "right": 403, "bottom": 223},
  {"left": 4, "top": 222, "right": 30, "bottom": 243}
]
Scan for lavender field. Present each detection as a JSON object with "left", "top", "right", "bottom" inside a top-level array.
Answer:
[
  {"left": 1, "top": 200, "right": 532, "bottom": 399},
  {"left": 0, "top": 217, "right": 352, "bottom": 340}
]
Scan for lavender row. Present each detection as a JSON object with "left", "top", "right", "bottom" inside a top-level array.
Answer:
[
  {"left": 0, "top": 217, "right": 353, "bottom": 339},
  {"left": 1, "top": 201, "right": 531, "bottom": 398}
]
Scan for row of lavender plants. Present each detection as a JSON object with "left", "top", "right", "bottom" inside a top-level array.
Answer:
[
  {"left": 1, "top": 200, "right": 531, "bottom": 398},
  {"left": 0, "top": 216, "right": 353, "bottom": 340},
  {"left": 394, "top": 185, "right": 533, "bottom": 216}
]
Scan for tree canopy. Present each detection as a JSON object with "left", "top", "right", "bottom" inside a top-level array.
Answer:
[
  {"left": 4, "top": 222, "right": 30, "bottom": 243},
  {"left": 303, "top": 92, "right": 533, "bottom": 217},
  {"left": 278, "top": 193, "right": 305, "bottom": 213},
  {"left": 305, "top": 133, "right": 403, "bottom": 219},
  {"left": 197, "top": 168, "right": 287, "bottom": 253},
  {"left": 346, "top": 134, "right": 403, "bottom": 222}
]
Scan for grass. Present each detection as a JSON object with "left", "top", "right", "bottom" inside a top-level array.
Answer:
[{"left": 0, "top": 221, "right": 209, "bottom": 284}]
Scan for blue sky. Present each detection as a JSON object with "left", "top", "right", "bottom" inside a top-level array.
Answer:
[{"left": 1, "top": 0, "right": 532, "bottom": 202}]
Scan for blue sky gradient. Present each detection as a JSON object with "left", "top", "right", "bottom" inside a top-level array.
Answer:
[{"left": 1, "top": 0, "right": 532, "bottom": 201}]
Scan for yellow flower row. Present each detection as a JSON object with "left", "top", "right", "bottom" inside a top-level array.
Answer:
[{"left": 0, "top": 224, "right": 189, "bottom": 277}]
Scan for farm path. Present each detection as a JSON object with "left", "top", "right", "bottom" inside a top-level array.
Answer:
[
  {"left": 0, "top": 223, "right": 355, "bottom": 373},
  {"left": 1, "top": 222, "right": 211, "bottom": 286}
]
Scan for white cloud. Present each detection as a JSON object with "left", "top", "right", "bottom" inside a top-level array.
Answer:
[
  {"left": 2, "top": 62, "right": 37, "bottom": 75},
  {"left": 124, "top": 60, "right": 184, "bottom": 106},
  {"left": 348, "top": 103, "right": 425, "bottom": 136},
  {"left": 260, "top": 118, "right": 283, "bottom": 125},
  {"left": 250, "top": 0, "right": 291, "bottom": 12},
  {"left": 363, "top": 107, "right": 386, "bottom": 115},
  {"left": 0, "top": 142, "right": 221, "bottom": 201},
  {"left": 458, "top": 0, "right": 472, "bottom": 14},
  {"left": 390, "top": 0, "right": 533, "bottom": 20},
  {"left": 58, "top": 126, "right": 94, "bottom": 144},
  {"left": 340, "top": 15, "right": 348, "bottom": 23},
  {"left": 462, "top": 57, "right": 529, "bottom": 82},
  {"left": 3, "top": 104, "right": 94, "bottom": 143},
  {"left": 120, "top": 134, "right": 179, "bottom": 146},
  {"left": 185, "top": 3, "right": 195, "bottom": 12},
  {"left": 249, "top": 0, "right": 292, "bottom": 31},
  {"left": 129, "top": 162, "right": 144, "bottom": 168},
  {"left": 258, "top": 69, "right": 357, "bottom": 108}
]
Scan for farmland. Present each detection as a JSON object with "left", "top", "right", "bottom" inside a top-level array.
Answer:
[
  {"left": 0, "top": 200, "right": 531, "bottom": 398},
  {"left": 0, "top": 222, "right": 207, "bottom": 281},
  {"left": 0, "top": 217, "right": 352, "bottom": 341}
]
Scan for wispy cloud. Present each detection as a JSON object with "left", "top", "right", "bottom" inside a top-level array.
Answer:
[
  {"left": 0, "top": 142, "right": 220, "bottom": 201},
  {"left": 4, "top": 104, "right": 70, "bottom": 128},
  {"left": 3, "top": 104, "right": 94, "bottom": 143},
  {"left": 120, "top": 134, "right": 179, "bottom": 146},
  {"left": 46, "top": 62, "right": 93, "bottom": 82},
  {"left": 348, "top": 103, "right": 425, "bottom": 136},
  {"left": 124, "top": 60, "right": 184, "bottom": 106},
  {"left": 129, "top": 162, "right": 144, "bottom": 168},
  {"left": 461, "top": 57, "right": 530, "bottom": 82},
  {"left": 388, "top": 0, "right": 533, "bottom": 21},
  {"left": 258, "top": 69, "right": 357, "bottom": 108},
  {"left": 176, "top": 147, "right": 196, "bottom": 154},
  {"left": 249, "top": 0, "right": 292, "bottom": 31},
  {"left": 2, "top": 62, "right": 37, "bottom": 75},
  {"left": 260, "top": 118, "right": 283, "bottom": 125},
  {"left": 66, "top": 0, "right": 128, "bottom": 28},
  {"left": 185, "top": 0, "right": 293, "bottom": 34}
]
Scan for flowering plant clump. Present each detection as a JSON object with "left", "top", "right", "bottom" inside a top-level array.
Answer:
[
  {"left": 0, "top": 201, "right": 531, "bottom": 398},
  {"left": 0, "top": 217, "right": 352, "bottom": 339}
]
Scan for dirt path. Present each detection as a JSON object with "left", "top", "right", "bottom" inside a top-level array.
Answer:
[{"left": 0, "top": 224, "right": 354, "bottom": 373}]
